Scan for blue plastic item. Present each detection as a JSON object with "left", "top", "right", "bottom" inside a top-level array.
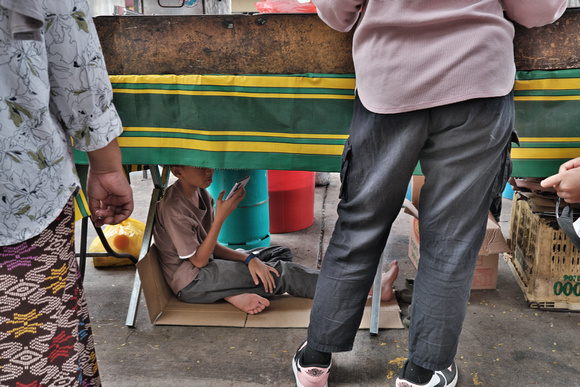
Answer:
[{"left": 207, "top": 169, "right": 270, "bottom": 249}]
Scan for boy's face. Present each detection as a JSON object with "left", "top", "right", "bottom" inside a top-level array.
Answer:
[{"left": 174, "top": 166, "right": 215, "bottom": 189}]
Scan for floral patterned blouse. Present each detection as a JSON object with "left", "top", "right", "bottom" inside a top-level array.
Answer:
[{"left": 0, "top": 0, "right": 123, "bottom": 246}]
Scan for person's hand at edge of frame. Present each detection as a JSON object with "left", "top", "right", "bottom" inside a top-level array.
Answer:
[{"left": 540, "top": 157, "right": 580, "bottom": 204}]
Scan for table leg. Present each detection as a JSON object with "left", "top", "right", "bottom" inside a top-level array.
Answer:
[{"left": 369, "top": 251, "right": 385, "bottom": 335}]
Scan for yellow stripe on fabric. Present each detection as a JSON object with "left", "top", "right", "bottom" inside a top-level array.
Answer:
[
  {"left": 74, "top": 202, "right": 82, "bottom": 222},
  {"left": 511, "top": 148, "right": 580, "bottom": 159},
  {"left": 109, "top": 74, "right": 356, "bottom": 90},
  {"left": 112, "top": 88, "right": 355, "bottom": 100},
  {"left": 514, "top": 96, "right": 580, "bottom": 101},
  {"left": 519, "top": 137, "right": 580, "bottom": 143},
  {"left": 74, "top": 190, "right": 90, "bottom": 221},
  {"left": 122, "top": 127, "right": 349, "bottom": 141},
  {"left": 117, "top": 137, "right": 345, "bottom": 156},
  {"left": 515, "top": 78, "right": 580, "bottom": 91}
]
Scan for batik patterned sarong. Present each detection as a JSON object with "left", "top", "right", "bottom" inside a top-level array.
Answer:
[{"left": 0, "top": 197, "right": 100, "bottom": 386}]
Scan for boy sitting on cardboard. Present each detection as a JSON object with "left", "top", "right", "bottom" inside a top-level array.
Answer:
[{"left": 153, "top": 165, "right": 399, "bottom": 314}]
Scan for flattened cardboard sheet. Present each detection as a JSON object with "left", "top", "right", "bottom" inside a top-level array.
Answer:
[
  {"left": 138, "top": 245, "right": 403, "bottom": 329},
  {"left": 246, "top": 296, "right": 403, "bottom": 329}
]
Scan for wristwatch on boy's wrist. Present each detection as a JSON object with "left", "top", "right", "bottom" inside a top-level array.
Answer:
[{"left": 244, "top": 252, "right": 257, "bottom": 265}]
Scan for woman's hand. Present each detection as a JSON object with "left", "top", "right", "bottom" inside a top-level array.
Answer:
[
  {"left": 86, "top": 139, "right": 134, "bottom": 227},
  {"left": 87, "top": 169, "right": 133, "bottom": 227}
]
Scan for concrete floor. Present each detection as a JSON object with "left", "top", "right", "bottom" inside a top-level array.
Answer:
[{"left": 76, "top": 172, "right": 580, "bottom": 387}]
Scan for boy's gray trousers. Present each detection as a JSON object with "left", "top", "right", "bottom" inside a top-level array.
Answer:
[
  {"left": 178, "top": 246, "right": 319, "bottom": 302},
  {"left": 307, "top": 92, "right": 515, "bottom": 371}
]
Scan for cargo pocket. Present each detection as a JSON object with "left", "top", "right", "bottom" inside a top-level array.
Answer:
[
  {"left": 491, "top": 130, "right": 519, "bottom": 199},
  {"left": 339, "top": 140, "right": 352, "bottom": 201}
]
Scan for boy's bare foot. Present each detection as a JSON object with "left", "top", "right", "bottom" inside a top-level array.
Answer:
[
  {"left": 225, "top": 293, "right": 270, "bottom": 314},
  {"left": 381, "top": 260, "right": 399, "bottom": 301},
  {"left": 369, "top": 260, "right": 399, "bottom": 302}
]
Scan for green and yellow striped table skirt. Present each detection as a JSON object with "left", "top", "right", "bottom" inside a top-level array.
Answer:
[
  {"left": 513, "top": 69, "right": 580, "bottom": 176},
  {"left": 75, "top": 74, "right": 354, "bottom": 172},
  {"left": 74, "top": 71, "right": 580, "bottom": 177}
]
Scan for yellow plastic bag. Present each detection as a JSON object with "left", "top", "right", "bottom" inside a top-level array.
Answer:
[{"left": 89, "top": 218, "right": 145, "bottom": 267}]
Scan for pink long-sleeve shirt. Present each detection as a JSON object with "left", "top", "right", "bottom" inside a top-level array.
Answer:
[{"left": 312, "top": 0, "right": 568, "bottom": 114}]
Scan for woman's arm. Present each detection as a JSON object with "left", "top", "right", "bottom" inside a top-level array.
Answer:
[
  {"left": 312, "top": 0, "right": 365, "bottom": 32},
  {"left": 502, "top": 0, "right": 567, "bottom": 28}
]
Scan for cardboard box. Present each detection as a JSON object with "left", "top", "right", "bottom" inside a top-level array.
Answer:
[
  {"left": 404, "top": 199, "right": 509, "bottom": 290},
  {"left": 505, "top": 192, "right": 580, "bottom": 310},
  {"left": 137, "top": 244, "right": 403, "bottom": 328},
  {"left": 411, "top": 175, "right": 425, "bottom": 208}
]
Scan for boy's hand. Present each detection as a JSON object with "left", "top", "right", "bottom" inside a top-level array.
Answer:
[
  {"left": 247, "top": 258, "right": 280, "bottom": 293},
  {"left": 214, "top": 188, "right": 246, "bottom": 223}
]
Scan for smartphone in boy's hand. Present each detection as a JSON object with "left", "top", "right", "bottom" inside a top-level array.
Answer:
[{"left": 225, "top": 176, "right": 250, "bottom": 200}]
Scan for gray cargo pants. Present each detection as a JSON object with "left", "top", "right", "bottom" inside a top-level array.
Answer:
[{"left": 307, "top": 92, "right": 514, "bottom": 371}]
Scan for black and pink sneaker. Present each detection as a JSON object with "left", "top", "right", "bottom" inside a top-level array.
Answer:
[{"left": 292, "top": 341, "right": 331, "bottom": 387}]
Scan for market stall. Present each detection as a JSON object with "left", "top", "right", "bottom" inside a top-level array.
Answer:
[
  {"left": 76, "top": 11, "right": 580, "bottom": 177},
  {"left": 78, "top": 10, "right": 580, "bottom": 325}
]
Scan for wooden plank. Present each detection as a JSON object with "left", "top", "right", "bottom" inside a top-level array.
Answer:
[
  {"left": 513, "top": 8, "right": 580, "bottom": 71},
  {"left": 95, "top": 9, "right": 580, "bottom": 75},
  {"left": 95, "top": 14, "right": 354, "bottom": 75}
]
